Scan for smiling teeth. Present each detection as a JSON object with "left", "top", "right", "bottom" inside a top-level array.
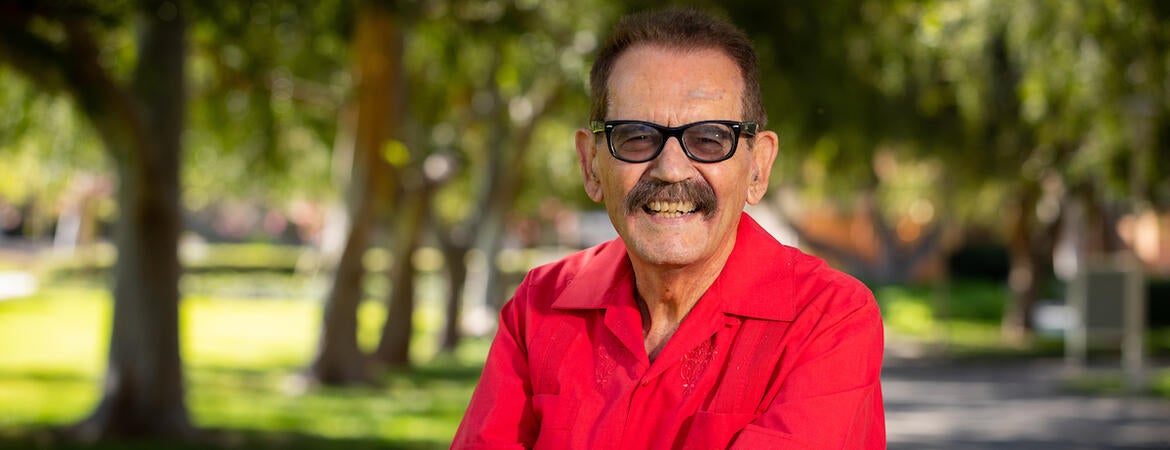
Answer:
[{"left": 647, "top": 200, "right": 696, "bottom": 217}]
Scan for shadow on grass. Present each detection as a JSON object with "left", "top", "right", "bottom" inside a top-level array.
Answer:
[
  {"left": 0, "top": 369, "right": 94, "bottom": 384},
  {"left": 390, "top": 363, "right": 482, "bottom": 385},
  {"left": 0, "top": 362, "right": 484, "bottom": 389},
  {"left": 0, "top": 426, "right": 449, "bottom": 450},
  {"left": 0, "top": 362, "right": 482, "bottom": 449}
]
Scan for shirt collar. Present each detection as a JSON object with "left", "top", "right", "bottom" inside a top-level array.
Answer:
[
  {"left": 551, "top": 236, "right": 634, "bottom": 310},
  {"left": 551, "top": 212, "right": 796, "bottom": 322},
  {"left": 713, "top": 213, "right": 796, "bottom": 321}
]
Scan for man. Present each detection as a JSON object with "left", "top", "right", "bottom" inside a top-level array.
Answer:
[{"left": 453, "top": 8, "right": 885, "bottom": 449}]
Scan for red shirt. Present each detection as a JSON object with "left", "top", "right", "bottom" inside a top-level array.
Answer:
[{"left": 453, "top": 214, "right": 885, "bottom": 449}]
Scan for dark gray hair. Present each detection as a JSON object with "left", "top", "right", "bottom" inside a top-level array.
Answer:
[{"left": 588, "top": 9, "right": 767, "bottom": 127}]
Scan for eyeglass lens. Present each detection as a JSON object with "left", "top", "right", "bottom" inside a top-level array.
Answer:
[{"left": 610, "top": 122, "right": 736, "bottom": 162}]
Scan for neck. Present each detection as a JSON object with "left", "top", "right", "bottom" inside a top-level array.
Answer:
[
  {"left": 630, "top": 236, "right": 735, "bottom": 359},
  {"left": 633, "top": 265, "right": 718, "bottom": 321}
]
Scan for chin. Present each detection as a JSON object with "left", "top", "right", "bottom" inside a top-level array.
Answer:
[{"left": 627, "top": 237, "right": 708, "bottom": 268}]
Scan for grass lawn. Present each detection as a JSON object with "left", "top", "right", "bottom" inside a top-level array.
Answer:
[
  {"left": 0, "top": 286, "right": 488, "bottom": 449},
  {"left": 875, "top": 280, "right": 1066, "bottom": 355}
]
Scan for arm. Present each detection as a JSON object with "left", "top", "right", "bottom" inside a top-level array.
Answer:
[
  {"left": 451, "top": 282, "right": 538, "bottom": 450},
  {"left": 733, "top": 297, "right": 886, "bottom": 449}
]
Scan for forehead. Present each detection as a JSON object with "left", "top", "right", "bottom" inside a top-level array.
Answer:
[{"left": 606, "top": 45, "right": 744, "bottom": 122}]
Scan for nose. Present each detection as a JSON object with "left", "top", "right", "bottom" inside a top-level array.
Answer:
[{"left": 647, "top": 136, "right": 695, "bottom": 183}]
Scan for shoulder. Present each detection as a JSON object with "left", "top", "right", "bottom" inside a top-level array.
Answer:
[
  {"left": 786, "top": 248, "right": 878, "bottom": 322},
  {"left": 505, "top": 239, "right": 626, "bottom": 314},
  {"left": 496, "top": 241, "right": 624, "bottom": 352},
  {"left": 520, "top": 241, "right": 616, "bottom": 296},
  {"left": 723, "top": 215, "right": 876, "bottom": 323}
]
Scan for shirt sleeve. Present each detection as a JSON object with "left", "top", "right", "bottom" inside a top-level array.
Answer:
[
  {"left": 450, "top": 280, "right": 538, "bottom": 450},
  {"left": 731, "top": 290, "right": 886, "bottom": 449}
]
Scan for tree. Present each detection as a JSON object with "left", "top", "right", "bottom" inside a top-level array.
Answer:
[
  {"left": 0, "top": 67, "right": 110, "bottom": 245},
  {"left": 309, "top": 0, "right": 403, "bottom": 384},
  {"left": 674, "top": 0, "right": 951, "bottom": 284},
  {"left": 902, "top": 0, "right": 1170, "bottom": 340},
  {"left": 410, "top": 0, "right": 614, "bottom": 353},
  {"left": 635, "top": 1, "right": 1168, "bottom": 342},
  {"left": 185, "top": 0, "right": 347, "bottom": 208},
  {"left": 0, "top": 0, "right": 191, "bottom": 438}
]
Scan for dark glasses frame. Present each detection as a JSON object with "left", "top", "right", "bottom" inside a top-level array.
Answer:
[{"left": 590, "top": 120, "right": 758, "bottom": 163}]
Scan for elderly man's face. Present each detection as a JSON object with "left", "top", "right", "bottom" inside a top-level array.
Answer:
[{"left": 576, "top": 44, "right": 776, "bottom": 270}]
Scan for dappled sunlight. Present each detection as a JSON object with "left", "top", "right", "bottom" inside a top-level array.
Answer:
[
  {"left": 0, "top": 290, "right": 109, "bottom": 377},
  {"left": 182, "top": 297, "right": 319, "bottom": 369},
  {"left": 885, "top": 297, "right": 935, "bottom": 336}
]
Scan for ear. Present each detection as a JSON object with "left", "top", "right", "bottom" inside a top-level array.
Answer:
[
  {"left": 745, "top": 130, "right": 778, "bottom": 205},
  {"left": 575, "top": 128, "right": 604, "bottom": 202}
]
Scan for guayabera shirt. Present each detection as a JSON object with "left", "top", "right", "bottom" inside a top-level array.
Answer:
[{"left": 453, "top": 214, "right": 885, "bottom": 449}]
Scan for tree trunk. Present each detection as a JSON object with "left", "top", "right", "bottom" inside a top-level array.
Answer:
[
  {"left": 372, "top": 184, "right": 431, "bottom": 367},
  {"left": 772, "top": 190, "right": 942, "bottom": 285},
  {"left": 474, "top": 79, "right": 562, "bottom": 311},
  {"left": 310, "top": 203, "right": 376, "bottom": 384},
  {"left": 309, "top": 1, "right": 401, "bottom": 385},
  {"left": 438, "top": 239, "right": 470, "bottom": 354},
  {"left": 479, "top": 209, "right": 511, "bottom": 310},
  {"left": 1002, "top": 183, "right": 1062, "bottom": 344},
  {"left": 74, "top": 2, "right": 192, "bottom": 439},
  {"left": 864, "top": 193, "right": 942, "bottom": 284}
]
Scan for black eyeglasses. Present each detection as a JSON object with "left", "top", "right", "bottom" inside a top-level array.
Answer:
[{"left": 591, "top": 120, "right": 757, "bottom": 163}]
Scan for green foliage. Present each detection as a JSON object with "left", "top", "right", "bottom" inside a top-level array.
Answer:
[
  {"left": 876, "top": 280, "right": 1010, "bottom": 327},
  {"left": 897, "top": 0, "right": 1170, "bottom": 217},
  {"left": 0, "top": 0, "right": 348, "bottom": 229},
  {"left": 1156, "top": 369, "right": 1170, "bottom": 398},
  {"left": 627, "top": 0, "right": 1170, "bottom": 228},
  {"left": 4, "top": 0, "right": 1167, "bottom": 232},
  {"left": 182, "top": 243, "right": 313, "bottom": 271},
  {"left": 26, "top": 242, "right": 304, "bottom": 276},
  {"left": 186, "top": 0, "right": 352, "bottom": 207},
  {"left": 0, "top": 68, "right": 109, "bottom": 230},
  {"left": 874, "top": 279, "right": 1048, "bottom": 353},
  {"left": 1064, "top": 368, "right": 1170, "bottom": 399},
  {"left": 404, "top": 0, "right": 620, "bottom": 227},
  {"left": 876, "top": 277, "right": 1170, "bottom": 360}
]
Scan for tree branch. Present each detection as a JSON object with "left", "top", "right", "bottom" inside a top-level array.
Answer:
[
  {"left": 773, "top": 202, "right": 874, "bottom": 277},
  {"left": 61, "top": 18, "right": 141, "bottom": 162},
  {"left": 0, "top": 17, "right": 141, "bottom": 162},
  {"left": 0, "top": 22, "right": 73, "bottom": 95},
  {"left": 902, "top": 221, "right": 944, "bottom": 269}
]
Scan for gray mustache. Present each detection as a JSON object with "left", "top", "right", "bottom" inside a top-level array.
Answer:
[{"left": 623, "top": 179, "right": 717, "bottom": 219}]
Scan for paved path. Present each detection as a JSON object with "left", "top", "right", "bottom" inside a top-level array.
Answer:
[{"left": 882, "top": 357, "right": 1170, "bottom": 449}]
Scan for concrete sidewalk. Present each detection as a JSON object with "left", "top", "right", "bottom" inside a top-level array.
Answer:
[{"left": 883, "top": 357, "right": 1170, "bottom": 449}]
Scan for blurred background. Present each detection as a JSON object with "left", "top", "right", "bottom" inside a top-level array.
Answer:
[{"left": 1, "top": 0, "right": 1168, "bottom": 449}]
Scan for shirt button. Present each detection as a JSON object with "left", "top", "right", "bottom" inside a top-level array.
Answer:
[{"left": 640, "top": 379, "right": 649, "bottom": 387}]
